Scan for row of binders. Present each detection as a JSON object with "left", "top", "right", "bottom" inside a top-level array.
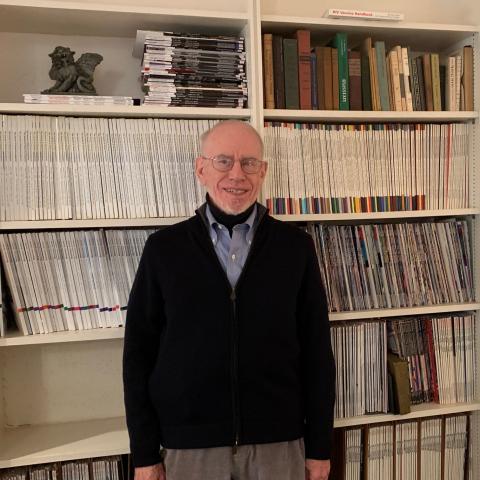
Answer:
[
  {"left": 137, "top": 31, "right": 247, "bottom": 107},
  {"left": 262, "top": 30, "right": 474, "bottom": 111},
  {"left": 0, "top": 115, "right": 214, "bottom": 221},
  {"left": 0, "top": 230, "right": 154, "bottom": 336},
  {"left": 388, "top": 314, "right": 476, "bottom": 406},
  {"left": 0, "top": 456, "right": 123, "bottom": 480},
  {"left": 331, "top": 315, "right": 475, "bottom": 420},
  {"left": 307, "top": 220, "right": 474, "bottom": 312},
  {"left": 330, "top": 415, "right": 469, "bottom": 479},
  {"left": 264, "top": 122, "right": 470, "bottom": 214}
]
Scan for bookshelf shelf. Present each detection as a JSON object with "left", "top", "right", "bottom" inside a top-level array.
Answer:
[
  {"left": 334, "top": 402, "right": 480, "bottom": 428},
  {"left": 1, "top": 209, "right": 478, "bottom": 231},
  {"left": 264, "top": 109, "right": 478, "bottom": 122},
  {"left": 2, "top": 401, "right": 479, "bottom": 469},
  {"left": 0, "top": 104, "right": 252, "bottom": 119},
  {"left": 0, "top": 1, "right": 249, "bottom": 37},
  {"left": 0, "top": 328, "right": 125, "bottom": 347},
  {"left": 329, "top": 303, "right": 480, "bottom": 321},
  {"left": 0, "top": 218, "right": 189, "bottom": 230},
  {"left": 273, "top": 209, "right": 480, "bottom": 222},
  {"left": 0, "top": 416, "right": 129, "bottom": 469},
  {"left": 2, "top": 302, "right": 478, "bottom": 346}
]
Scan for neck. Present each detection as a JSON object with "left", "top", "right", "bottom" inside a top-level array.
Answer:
[{"left": 206, "top": 195, "right": 255, "bottom": 236}]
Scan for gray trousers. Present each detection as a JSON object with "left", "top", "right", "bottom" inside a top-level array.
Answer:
[{"left": 164, "top": 439, "right": 305, "bottom": 480}]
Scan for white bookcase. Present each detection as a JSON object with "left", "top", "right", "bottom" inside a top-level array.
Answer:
[{"left": 0, "top": 0, "right": 479, "bottom": 476}]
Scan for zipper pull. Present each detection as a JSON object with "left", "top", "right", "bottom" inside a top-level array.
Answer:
[
  {"left": 230, "top": 289, "right": 236, "bottom": 301},
  {"left": 233, "top": 434, "right": 239, "bottom": 455}
]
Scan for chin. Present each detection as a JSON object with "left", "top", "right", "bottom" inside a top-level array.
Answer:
[{"left": 219, "top": 198, "right": 254, "bottom": 215}]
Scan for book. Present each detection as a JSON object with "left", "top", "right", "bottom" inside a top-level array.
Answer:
[
  {"left": 314, "top": 47, "right": 326, "bottom": 109},
  {"left": 431, "top": 53, "right": 441, "bottom": 111},
  {"left": 360, "top": 40, "right": 372, "bottom": 110},
  {"left": 348, "top": 50, "right": 362, "bottom": 110},
  {"left": 422, "top": 53, "right": 434, "bottom": 111},
  {"left": 374, "top": 41, "right": 390, "bottom": 111},
  {"left": 332, "top": 49, "right": 340, "bottom": 110},
  {"left": 462, "top": 45, "right": 474, "bottom": 111},
  {"left": 296, "top": 30, "right": 312, "bottom": 109},
  {"left": 330, "top": 32, "right": 349, "bottom": 110},
  {"left": 387, "top": 352, "right": 411, "bottom": 414},
  {"left": 272, "top": 35, "right": 286, "bottom": 109},
  {"left": 262, "top": 33, "right": 275, "bottom": 108},
  {"left": 283, "top": 38, "right": 300, "bottom": 109}
]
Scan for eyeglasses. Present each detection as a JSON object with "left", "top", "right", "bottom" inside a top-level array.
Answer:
[{"left": 201, "top": 154, "right": 264, "bottom": 174}]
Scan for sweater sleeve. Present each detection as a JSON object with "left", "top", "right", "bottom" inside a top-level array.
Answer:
[
  {"left": 123, "top": 236, "right": 165, "bottom": 467},
  {"left": 298, "top": 236, "right": 336, "bottom": 460}
]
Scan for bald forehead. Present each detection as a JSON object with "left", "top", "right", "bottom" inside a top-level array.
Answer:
[{"left": 200, "top": 120, "right": 264, "bottom": 157}]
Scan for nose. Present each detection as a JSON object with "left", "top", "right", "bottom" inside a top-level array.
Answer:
[{"left": 227, "top": 160, "right": 246, "bottom": 180}]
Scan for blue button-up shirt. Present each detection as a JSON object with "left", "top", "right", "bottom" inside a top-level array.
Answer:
[{"left": 206, "top": 204, "right": 257, "bottom": 288}]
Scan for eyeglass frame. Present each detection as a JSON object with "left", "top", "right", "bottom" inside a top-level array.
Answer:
[{"left": 199, "top": 154, "right": 266, "bottom": 174}]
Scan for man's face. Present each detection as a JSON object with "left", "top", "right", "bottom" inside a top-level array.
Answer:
[{"left": 195, "top": 123, "right": 267, "bottom": 215}]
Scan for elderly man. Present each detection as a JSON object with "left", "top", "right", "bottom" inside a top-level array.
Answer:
[{"left": 123, "top": 120, "right": 335, "bottom": 480}]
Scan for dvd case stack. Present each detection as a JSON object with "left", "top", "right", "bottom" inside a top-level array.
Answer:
[{"left": 138, "top": 31, "right": 247, "bottom": 107}]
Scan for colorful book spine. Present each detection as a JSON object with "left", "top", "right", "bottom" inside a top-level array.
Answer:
[{"left": 330, "top": 32, "right": 349, "bottom": 110}]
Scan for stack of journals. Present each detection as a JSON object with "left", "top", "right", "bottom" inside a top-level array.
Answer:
[{"left": 137, "top": 31, "right": 248, "bottom": 108}]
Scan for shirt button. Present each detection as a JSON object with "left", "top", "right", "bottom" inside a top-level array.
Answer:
[
  {"left": 232, "top": 254, "right": 236, "bottom": 261},
  {"left": 218, "top": 225, "right": 223, "bottom": 230}
]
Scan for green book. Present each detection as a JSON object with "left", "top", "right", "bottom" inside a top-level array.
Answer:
[
  {"left": 283, "top": 38, "right": 300, "bottom": 109},
  {"left": 329, "top": 32, "right": 349, "bottom": 110},
  {"left": 374, "top": 41, "right": 390, "bottom": 111}
]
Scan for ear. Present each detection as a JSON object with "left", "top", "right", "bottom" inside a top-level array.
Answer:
[
  {"left": 195, "top": 156, "right": 207, "bottom": 186},
  {"left": 259, "top": 161, "right": 268, "bottom": 179}
]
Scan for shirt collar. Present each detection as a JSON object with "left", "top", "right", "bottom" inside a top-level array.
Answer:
[{"left": 206, "top": 203, "right": 258, "bottom": 243}]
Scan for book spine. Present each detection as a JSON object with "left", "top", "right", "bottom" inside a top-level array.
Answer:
[
  {"left": 462, "top": 46, "right": 474, "bottom": 111},
  {"left": 296, "top": 30, "right": 312, "bottom": 110},
  {"left": 401, "top": 47, "right": 413, "bottom": 111},
  {"left": 374, "top": 41, "right": 390, "bottom": 111},
  {"left": 315, "top": 47, "right": 326, "bottom": 110},
  {"left": 415, "top": 56, "right": 427, "bottom": 111},
  {"left": 262, "top": 34, "right": 275, "bottom": 109},
  {"left": 332, "top": 32, "right": 349, "bottom": 110},
  {"left": 332, "top": 48, "right": 340, "bottom": 110},
  {"left": 361, "top": 44, "right": 372, "bottom": 110},
  {"left": 408, "top": 48, "right": 421, "bottom": 111},
  {"left": 348, "top": 50, "right": 362, "bottom": 110},
  {"left": 439, "top": 64, "right": 446, "bottom": 111},
  {"left": 310, "top": 52, "right": 318, "bottom": 109},
  {"left": 422, "top": 53, "right": 434, "bottom": 111},
  {"left": 323, "top": 47, "right": 333, "bottom": 110},
  {"left": 431, "top": 53, "right": 441, "bottom": 111},
  {"left": 272, "top": 35, "right": 285, "bottom": 109},
  {"left": 283, "top": 38, "right": 300, "bottom": 109}
]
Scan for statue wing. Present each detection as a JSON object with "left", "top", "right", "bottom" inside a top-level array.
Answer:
[{"left": 75, "top": 53, "right": 103, "bottom": 78}]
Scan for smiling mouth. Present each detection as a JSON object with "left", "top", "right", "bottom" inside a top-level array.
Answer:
[{"left": 224, "top": 188, "right": 249, "bottom": 195}]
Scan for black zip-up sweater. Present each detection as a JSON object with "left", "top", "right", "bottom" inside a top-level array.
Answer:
[{"left": 123, "top": 203, "right": 336, "bottom": 467}]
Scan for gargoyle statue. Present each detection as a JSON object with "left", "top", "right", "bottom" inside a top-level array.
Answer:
[{"left": 41, "top": 46, "right": 103, "bottom": 95}]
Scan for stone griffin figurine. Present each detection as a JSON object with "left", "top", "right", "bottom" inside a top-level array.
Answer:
[{"left": 42, "top": 46, "right": 103, "bottom": 95}]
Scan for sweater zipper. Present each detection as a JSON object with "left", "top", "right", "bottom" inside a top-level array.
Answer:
[
  {"left": 231, "top": 288, "right": 240, "bottom": 454},
  {"left": 196, "top": 205, "right": 268, "bottom": 454}
]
